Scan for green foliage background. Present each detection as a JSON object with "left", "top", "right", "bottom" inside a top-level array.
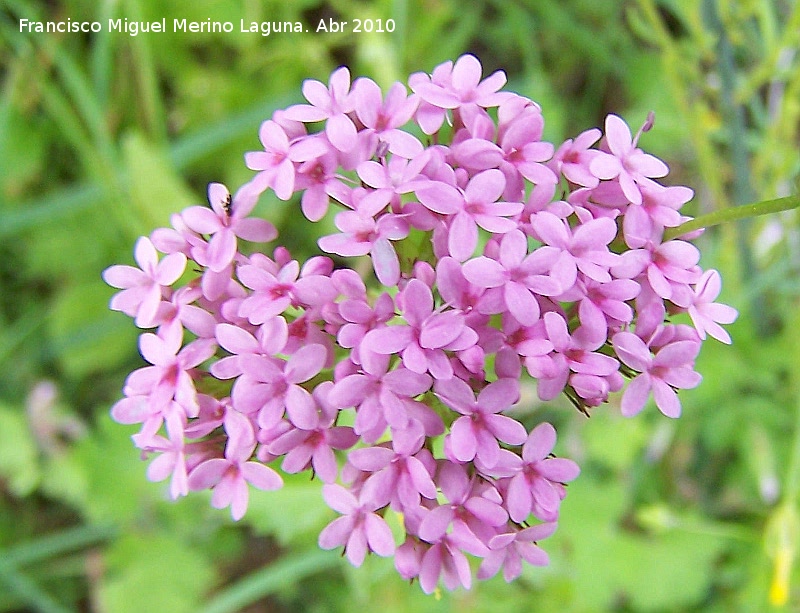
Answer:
[{"left": 1, "top": 0, "right": 800, "bottom": 611}]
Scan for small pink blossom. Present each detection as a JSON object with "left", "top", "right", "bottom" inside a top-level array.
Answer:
[
  {"left": 361, "top": 279, "right": 478, "bottom": 380},
  {"left": 411, "top": 54, "right": 510, "bottom": 113},
  {"left": 462, "top": 229, "right": 561, "bottom": 325},
  {"left": 435, "top": 377, "right": 527, "bottom": 467},
  {"left": 234, "top": 343, "right": 327, "bottom": 430},
  {"left": 187, "top": 410, "right": 282, "bottom": 520},
  {"left": 103, "top": 236, "right": 186, "bottom": 328},
  {"left": 318, "top": 483, "right": 396, "bottom": 566},
  {"left": 502, "top": 423, "right": 580, "bottom": 522},
  {"left": 477, "top": 523, "right": 557, "bottom": 582},
  {"left": 352, "top": 78, "right": 422, "bottom": 158},
  {"left": 613, "top": 329, "right": 702, "bottom": 418},
  {"left": 688, "top": 269, "right": 738, "bottom": 344},
  {"left": 266, "top": 383, "right": 358, "bottom": 483},
  {"left": 284, "top": 67, "right": 358, "bottom": 152},
  {"left": 182, "top": 183, "right": 277, "bottom": 272},
  {"left": 590, "top": 114, "right": 669, "bottom": 205}
]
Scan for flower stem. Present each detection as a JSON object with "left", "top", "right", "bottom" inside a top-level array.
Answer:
[{"left": 664, "top": 194, "right": 800, "bottom": 241}]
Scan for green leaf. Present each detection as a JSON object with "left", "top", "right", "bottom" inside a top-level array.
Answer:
[
  {"left": 244, "top": 477, "right": 329, "bottom": 546},
  {"left": 100, "top": 532, "right": 215, "bottom": 613},
  {"left": 580, "top": 408, "right": 652, "bottom": 471},
  {"left": 0, "top": 402, "right": 40, "bottom": 496},
  {"left": 41, "top": 415, "right": 157, "bottom": 524},
  {"left": 121, "top": 131, "right": 197, "bottom": 232},
  {"left": 200, "top": 549, "right": 338, "bottom": 613},
  {"left": 550, "top": 477, "right": 728, "bottom": 611},
  {"left": 48, "top": 282, "right": 139, "bottom": 378},
  {"left": 0, "top": 107, "right": 45, "bottom": 199}
]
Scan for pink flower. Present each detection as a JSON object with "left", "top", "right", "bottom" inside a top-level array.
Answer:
[
  {"left": 502, "top": 423, "right": 580, "bottom": 522},
  {"left": 188, "top": 410, "right": 282, "bottom": 520},
  {"left": 462, "top": 230, "right": 561, "bottom": 325},
  {"left": 266, "top": 383, "right": 358, "bottom": 483},
  {"left": 352, "top": 78, "right": 422, "bottom": 158},
  {"left": 589, "top": 114, "right": 669, "bottom": 205},
  {"left": 346, "top": 425, "right": 437, "bottom": 511},
  {"left": 134, "top": 416, "right": 189, "bottom": 499},
  {"left": 550, "top": 128, "right": 602, "bottom": 187},
  {"left": 237, "top": 257, "right": 337, "bottom": 325},
  {"left": 523, "top": 311, "right": 619, "bottom": 403},
  {"left": 361, "top": 279, "right": 478, "bottom": 380},
  {"left": 418, "top": 461, "right": 508, "bottom": 545},
  {"left": 416, "top": 169, "right": 522, "bottom": 261},
  {"left": 450, "top": 103, "right": 556, "bottom": 197},
  {"left": 284, "top": 67, "right": 358, "bottom": 152},
  {"left": 416, "top": 523, "right": 490, "bottom": 593},
  {"left": 688, "top": 269, "right": 738, "bottom": 344},
  {"left": 573, "top": 277, "right": 641, "bottom": 330},
  {"left": 318, "top": 483, "right": 396, "bottom": 567},
  {"left": 613, "top": 330, "right": 702, "bottom": 418},
  {"left": 356, "top": 154, "right": 429, "bottom": 213},
  {"left": 234, "top": 343, "right": 327, "bottom": 430},
  {"left": 411, "top": 54, "right": 510, "bottom": 113},
  {"left": 477, "top": 522, "right": 557, "bottom": 582},
  {"left": 210, "top": 317, "right": 288, "bottom": 379},
  {"left": 181, "top": 183, "right": 277, "bottom": 272},
  {"left": 103, "top": 236, "right": 186, "bottom": 328},
  {"left": 529, "top": 210, "right": 619, "bottom": 290},
  {"left": 123, "top": 326, "right": 216, "bottom": 417},
  {"left": 435, "top": 377, "right": 527, "bottom": 468},
  {"left": 623, "top": 183, "right": 693, "bottom": 247},
  {"left": 244, "top": 121, "right": 329, "bottom": 200},
  {"left": 328, "top": 353, "right": 432, "bottom": 436},
  {"left": 317, "top": 190, "right": 410, "bottom": 286},
  {"left": 152, "top": 286, "right": 217, "bottom": 340},
  {"left": 613, "top": 239, "right": 701, "bottom": 305},
  {"left": 335, "top": 291, "right": 395, "bottom": 366},
  {"left": 293, "top": 148, "right": 351, "bottom": 222}
]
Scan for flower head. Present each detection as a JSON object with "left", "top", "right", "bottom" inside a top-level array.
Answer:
[{"left": 104, "top": 54, "right": 737, "bottom": 594}]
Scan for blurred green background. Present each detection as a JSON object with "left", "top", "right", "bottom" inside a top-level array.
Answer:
[{"left": 2, "top": 0, "right": 800, "bottom": 611}]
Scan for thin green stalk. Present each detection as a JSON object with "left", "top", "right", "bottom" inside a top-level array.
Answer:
[
  {"left": 0, "top": 564, "right": 73, "bottom": 613},
  {"left": 90, "top": 1, "right": 116, "bottom": 109},
  {"left": 664, "top": 194, "right": 800, "bottom": 240},
  {"left": 391, "top": 0, "right": 408, "bottom": 70},
  {"left": 784, "top": 305, "right": 800, "bottom": 502},
  {"left": 1, "top": 524, "right": 117, "bottom": 569},
  {"left": 786, "top": 394, "right": 800, "bottom": 503},
  {"left": 0, "top": 524, "right": 116, "bottom": 613},
  {"left": 49, "top": 42, "right": 119, "bottom": 167},
  {"left": 200, "top": 550, "right": 339, "bottom": 613},
  {"left": 125, "top": 0, "right": 168, "bottom": 144},
  {"left": 765, "top": 314, "right": 800, "bottom": 605}
]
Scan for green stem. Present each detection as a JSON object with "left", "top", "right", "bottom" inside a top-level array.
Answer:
[
  {"left": 786, "top": 394, "right": 800, "bottom": 502},
  {"left": 0, "top": 524, "right": 117, "bottom": 569},
  {"left": 200, "top": 550, "right": 339, "bottom": 613},
  {"left": 0, "top": 564, "right": 73, "bottom": 613},
  {"left": 664, "top": 194, "right": 800, "bottom": 241}
]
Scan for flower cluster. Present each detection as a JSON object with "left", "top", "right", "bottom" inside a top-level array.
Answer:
[{"left": 103, "top": 54, "right": 737, "bottom": 592}]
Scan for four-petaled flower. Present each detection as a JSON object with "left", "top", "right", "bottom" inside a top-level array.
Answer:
[
  {"left": 188, "top": 410, "right": 283, "bottom": 520},
  {"left": 103, "top": 236, "right": 187, "bottom": 328},
  {"left": 435, "top": 377, "right": 528, "bottom": 467},
  {"left": 318, "top": 483, "right": 396, "bottom": 567},
  {"left": 362, "top": 279, "right": 478, "bottom": 380},
  {"left": 613, "top": 329, "right": 702, "bottom": 418},
  {"left": 182, "top": 183, "right": 277, "bottom": 272}
]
